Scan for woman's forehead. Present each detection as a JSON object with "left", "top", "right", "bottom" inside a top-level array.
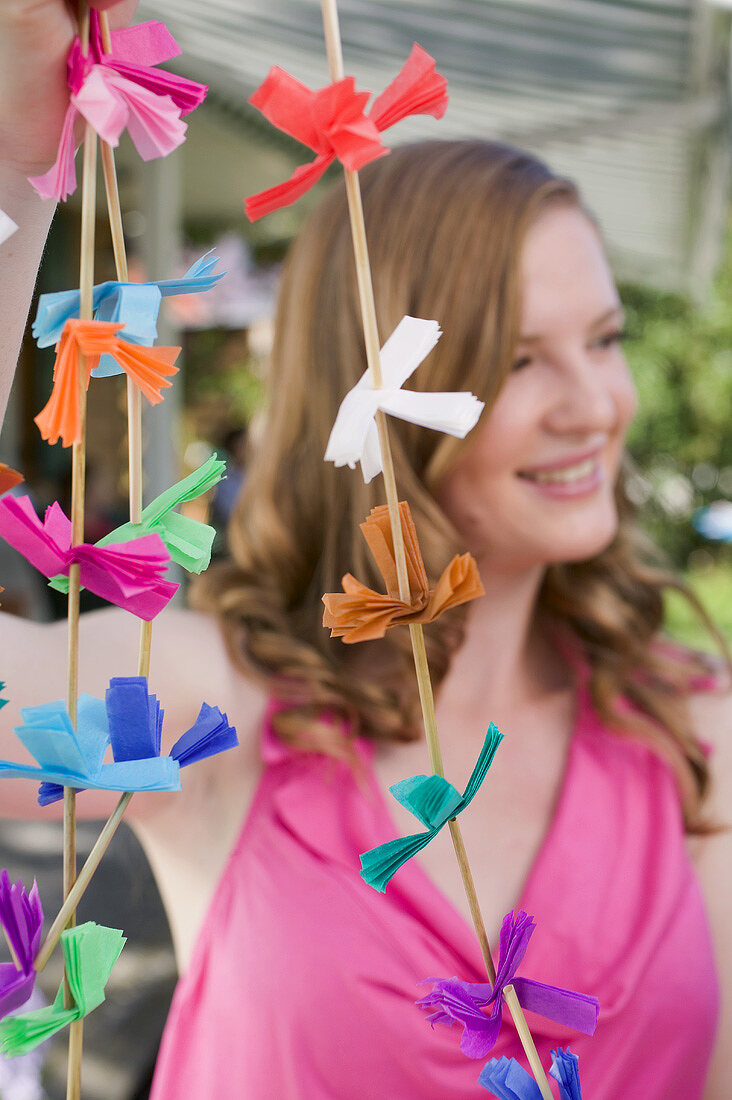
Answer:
[{"left": 518, "top": 206, "right": 619, "bottom": 335}]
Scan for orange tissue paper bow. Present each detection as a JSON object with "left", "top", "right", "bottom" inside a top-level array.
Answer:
[
  {"left": 0, "top": 465, "right": 23, "bottom": 496},
  {"left": 322, "top": 501, "right": 484, "bottom": 643},
  {"left": 245, "top": 44, "right": 448, "bottom": 220},
  {"left": 35, "top": 319, "right": 180, "bottom": 448}
]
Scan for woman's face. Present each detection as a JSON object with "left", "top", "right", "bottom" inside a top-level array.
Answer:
[{"left": 437, "top": 203, "right": 637, "bottom": 573}]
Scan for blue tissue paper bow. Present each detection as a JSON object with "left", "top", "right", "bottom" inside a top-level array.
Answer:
[
  {"left": 478, "top": 1056, "right": 542, "bottom": 1099},
  {"left": 479, "top": 1048, "right": 582, "bottom": 1099},
  {"left": 32, "top": 251, "right": 224, "bottom": 376},
  {"left": 0, "top": 676, "right": 237, "bottom": 805},
  {"left": 359, "top": 723, "right": 503, "bottom": 891},
  {"left": 549, "top": 1047, "right": 582, "bottom": 1099}
]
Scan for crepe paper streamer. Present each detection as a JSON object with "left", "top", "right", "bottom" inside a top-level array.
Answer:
[
  {"left": 325, "top": 316, "right": 484, "bottom": 483},
  {"left": 0, "top": 872, "right": 43, "bottom": 1022},
  {"left": 0, "top": 922, "right": 124, "bottom": 1057},
  {"left": 478, "top": 1056, "right": 543, "bottom": 1099},
  {"left": 28, "top": 11, "right": 207, "bottom": 203},
  {"left": 360, "top": 723, "right": 502, "bottom": 892},
  {"left": 550, "top": 1048, "right": 582, "bottom": 1099},
  {"left": 33, "top": 250, "right": 224, "bottom": 377},
  {"left": 417, "top": 909, "right": 599, "bottom": 1059},
  {"left": 0, "top": 210, "right": 18, "bottom": 246},
  {"left": 245, "top": 43, "right": 448, "bottom": 220},
  {"left": 34, "top": 318, "right": 179, "bottom": 448},
  {"left": 0, "top": 494, "right": 178, "bottom": 620},
  {"left": 692, "top": 501, "right": 732, "bottom": 542},
  {"left": 26, "top": 676, "right": 238, "bottom": 806},
  {"left": 50, "top": 454, "right": 226, "bottom": 594},
  {"left": 0, "top": 464, "right": 23, "bottom": 496},
  {"left": 323, "top": 500, "right": 484, "bottom": 643}
]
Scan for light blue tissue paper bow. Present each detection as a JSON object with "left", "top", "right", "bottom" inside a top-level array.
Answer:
[
  {"left": 360, "top": 723, "right": 503, "bottom": 891},
  {"left": 32, "top": 250, "right": 224, "bottom": 376},
  {"left": 0, "top": 676, "right": 237, "bottom": 805}
]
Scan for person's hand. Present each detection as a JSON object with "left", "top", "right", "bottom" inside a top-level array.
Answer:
[{"left": 0, "top": 0, "right": 137, "bottom": 182}]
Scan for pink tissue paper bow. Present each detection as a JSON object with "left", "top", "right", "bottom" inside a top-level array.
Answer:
[
  {"left": 245, "top": 43, "right": 448, "bottom": 220},
  {"left": 29, "top": 11, "right": 208, "bottom": 202},
  {"left": 0, "top": 495, "right": 177, "bottom": 621}
]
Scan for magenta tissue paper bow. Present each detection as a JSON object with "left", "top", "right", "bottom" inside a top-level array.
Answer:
[
  {"left": 0, "top": 871, "right": 43, "bottom": 1021},
  {"left": 29, "top": 11, "right": 208, "bottom": 202},
  {"left": 0, "top": 494, "right": 177, "bottom": 621},
  {"left": 417, "top": 910, "right": 599, "bottom": 1058}
]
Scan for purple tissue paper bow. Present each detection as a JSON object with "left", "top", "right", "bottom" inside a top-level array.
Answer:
[
  {"left": 416, "top": 909, "right": 599, "bottom": 1058},
  {"left": 0, "top": 871, "right": 43, "bottom": 1021}
]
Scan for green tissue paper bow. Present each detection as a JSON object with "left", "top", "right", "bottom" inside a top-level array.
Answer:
[
  {"left": 50, "top": 453, "right": 226, "bottom": 593},
  {"left": 360, "top": 722, "right": 503, "bottom": 892},
  {"left": 0, "top": 921, "right": 125, "bottom": 1056}
]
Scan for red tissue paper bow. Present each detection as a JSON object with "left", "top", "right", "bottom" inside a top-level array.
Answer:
[
  {"left": 35, "top": 319, "right": 180, "bottom": 449},
  {"left": 245, "top": 44, "right": 448, "bottom": 220},
  {"left": 29, "top": 10, "right": 208, "bottom": 202}
]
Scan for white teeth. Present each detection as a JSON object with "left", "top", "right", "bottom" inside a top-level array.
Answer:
[{"left": 523, "top": 458, "right": 597, "bottom": 484}]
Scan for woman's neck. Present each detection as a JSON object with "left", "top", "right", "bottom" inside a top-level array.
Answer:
[{"left": 438, "top": 561, "right": 569, "bottom": 722}]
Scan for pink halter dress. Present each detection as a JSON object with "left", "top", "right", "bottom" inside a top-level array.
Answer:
[{"left": 150, "top": 677, "right": 719, "bottom": 1098}]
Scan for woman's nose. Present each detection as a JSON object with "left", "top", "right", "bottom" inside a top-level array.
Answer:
[{"left": 544, "top": 354, "right": 619, "bottom": 437}]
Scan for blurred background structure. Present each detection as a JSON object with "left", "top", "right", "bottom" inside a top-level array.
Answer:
[{"left": 1, "top": 1, "right": 732, "bottom": 1096}]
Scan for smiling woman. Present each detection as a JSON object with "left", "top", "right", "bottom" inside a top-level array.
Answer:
[{"left": 1, "top": 130, "right": 731, "bottom": 1098}]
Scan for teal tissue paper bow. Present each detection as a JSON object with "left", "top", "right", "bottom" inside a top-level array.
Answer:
[
  {"left": 50, "top": 453, "right": 225, "bottom": 594},
  {"left": 360, "top": 723, "right": 503, "bottom": 891}
]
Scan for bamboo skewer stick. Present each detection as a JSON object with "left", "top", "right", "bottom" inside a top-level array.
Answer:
[
  {"left": 2, "top": 925, "right": 21, "bottom": 970},
  {"left": 319, "top": 3, "right": 553, "bottom": 1094},
  {"left": 98, "top": 11, "right": 153, "bottom": 681},
  {"left": 35, "top": 793, "right": 133, "bottom": 974},
  {"left": 61, "top": 9, "right": 96, "bottom": 1096}
]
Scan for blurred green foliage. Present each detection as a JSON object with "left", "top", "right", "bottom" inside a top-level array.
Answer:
[{"left": 621, "top": 224, "right": 732, "bottom": 569}]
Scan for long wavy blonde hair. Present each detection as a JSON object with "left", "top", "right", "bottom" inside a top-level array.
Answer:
[{"left": 195, "top": 140, "right": 729, "bottom": 833}]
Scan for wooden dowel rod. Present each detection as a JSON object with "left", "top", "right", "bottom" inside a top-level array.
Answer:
[
  {"left": 35, "top": 793, "right": 133, "bottom": 974},
  {"left": 2, "top": 925, "right": 20, "bottom": 970},
  {"left": 503, "top": 985, "right": 554, "bottom": 1100},
  {"left": 62, "top": 4, "right": 97, "bottom": 1084}
]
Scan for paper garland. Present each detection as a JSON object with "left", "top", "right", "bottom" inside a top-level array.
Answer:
[
  {"left": 0, "top": 495, "right": 177, "bottom": 620},
  {"left": 325, "top": 316, "right": 484, "bottom": 483},
  {"left": 245, "top": 43, "right": 448, "bottom": 220},
  {"left": 50, "top": 453, "right": 226, "bottom": 592},
  {"left": 360, "top": 724, "right": 502, "bottom": 891},
  {"left": 29, "top": 12, "right": 207, "bottom": 202},
  {"left": 323, "top": 500, "right": 483, "bottom": 643},
  {"left": 417, "top": 910, "right": 599, "bottom": 1058},
  {"left": 0, "top": 922, "right": 125, "bottom": 1057},
  {"left": 33, "top": 250, "right": 224, "bottom": 378},
  {"left": 35, "top": 318, "right": 180, "bottom": 448},
  {"left": 0, "top": 676, "right": 238, "bottom": 805},
  {"left": 0, "top": 872, "right": 43, "bottom": 1022}
]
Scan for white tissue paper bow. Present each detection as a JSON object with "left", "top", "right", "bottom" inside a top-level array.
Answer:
[
  {"left": 325, "top": 315, "right": 485, "bottom": 483},
  {"left": 0, "top": 209, "right": 18, "bottom": 246}
]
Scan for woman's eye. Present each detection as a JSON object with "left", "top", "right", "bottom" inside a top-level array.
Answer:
[
  {"left": 592, "top": 329, "right": 626, "bottom": 350},
  {"left": 511, "top": 355, "right": 533, "bottom": 372}
]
